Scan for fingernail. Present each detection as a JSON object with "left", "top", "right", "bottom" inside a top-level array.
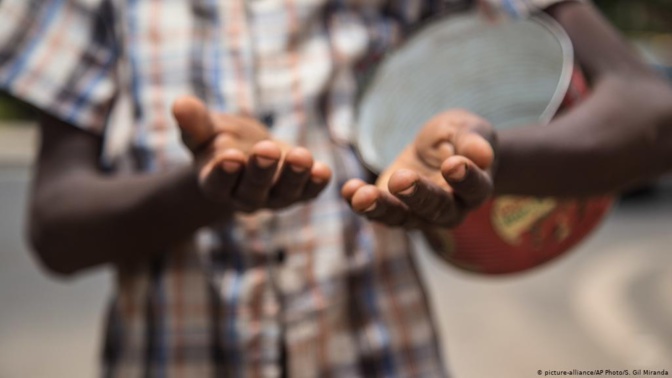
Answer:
[
  {"left": 290, "top": 164, "right": 308, "bottom": 173},
  {"left": 363, "top": 202, "right": 377, "bottom": 212},
  {"left": 446, "top": 164, "right": 467, "bottom": 182},
  {"left": 311, "top": 176, "right": 326, "bottom": 185},
  {"left": 255, "top": 156, "right": 277, "bottom": 168},
  {"left": 222, "top": 161, "right": 241, "bottom": 173},
  {"left": 397, "top": 183, "right": 416, "bottom": 196}
]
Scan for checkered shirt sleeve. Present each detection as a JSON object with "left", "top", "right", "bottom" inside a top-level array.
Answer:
[{"left": 0, "top": 0, "right": 119, "bottom": 134}]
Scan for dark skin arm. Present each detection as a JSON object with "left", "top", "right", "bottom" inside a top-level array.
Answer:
[
  {"left": 29, "top": 116, "right": 225, "bottom": 275},
  {"left": 496, "top": 1, "right": 672, "bottom": 196},
  {"left": 29, "top": 97, "right": 331, "bottom": 277}
]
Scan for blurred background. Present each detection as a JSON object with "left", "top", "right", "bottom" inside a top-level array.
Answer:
[{"left": 1, "top": 1, "right": 671, "bottom": 377}]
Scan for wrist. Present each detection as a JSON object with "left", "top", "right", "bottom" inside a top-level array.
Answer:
[{"left": 179, "top": 166, "right": 234, "bottom": 221}]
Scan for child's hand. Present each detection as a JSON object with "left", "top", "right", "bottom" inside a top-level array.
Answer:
[
  {"left": 342, "top": 109, "right": 496, "bottom": 228},
  {"left": 173, "top": 96, "right": 332, "bottom": 213}
]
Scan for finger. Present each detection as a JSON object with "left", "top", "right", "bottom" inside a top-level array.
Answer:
[
  {"left": 414, "top": 110, "right": 476, "bottom": 167},
  {"left": 452, "top": 132, "right": 495, "bottom": 170},
  {"left": 415, "top": 110, "right": 495, "bottom": 169},
  {"left": 232, "top": 140, "right": 282, "bottom": 211},
  {"left": 199, "top": 149, "right": 246, "bottom": 202},
  {"left": 442, "top": 156, "right": 493, "bottom": 209},
  {"left": 172, "top": 96, "right": 218, "bottom": 152},
  {"left": 301, "top": 162, "right": 332, "bottom": 201},
  {"left": 350, "top": 185, "right": 417, "bottom": 227},
  {"left": 388, "top": 169, "right": 462, "bottom": 226},
  {"left": 267, "top": 147, "right": 314, "bottom": 208},
  {"left": 341, "top": 179, "right": 368, "bottom": 202}
]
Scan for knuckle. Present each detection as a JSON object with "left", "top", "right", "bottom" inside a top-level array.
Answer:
[
  {"left": 457, "top": 170, "right": 490, "bottom": 192},
  {"left": 200, "top": 181, "right": 230, "bottom": 202},
  {"left": 273, "top": 190, "right": 302, "bottom": 206},
  {"left": 246, "top": 171, "right": 276, "bottom": 186},
  {"left": 457, "top": 180, "right": 493, "bottom": 209},
  {"left": 233, "top": 195, "right": 263, "bottom": 212}
]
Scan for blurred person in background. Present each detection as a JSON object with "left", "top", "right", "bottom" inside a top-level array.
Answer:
[{"left": 1, "top": 0, "right": 672, "bottom": 378}]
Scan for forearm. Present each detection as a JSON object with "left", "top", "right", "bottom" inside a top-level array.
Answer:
[
  {"left": 30, "top": 164, "right": 230, "bottom": 276},
  {"left": 494, "top": 73, "right": 672, "bottom": 197},
  {"left": 495, "top": 1, "right": 672, "bottom": 197}
]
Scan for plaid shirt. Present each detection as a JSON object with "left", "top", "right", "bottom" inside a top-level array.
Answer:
[{"left": 0, "top": 0, "right": 578, "bottom": 376}]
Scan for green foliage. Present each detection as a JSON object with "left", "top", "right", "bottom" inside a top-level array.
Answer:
[
  {"left": 0, "top": 94, "right": 33, "bottom": 121},
  {"left": 593, "top": 0, "right": 672, "bottom": 34}
]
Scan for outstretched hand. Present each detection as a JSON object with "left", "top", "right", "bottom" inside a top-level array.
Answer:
[
  {"left": 173, "top": 96, "right": 332, "bottom": 213},
  {"left": 342, "top": 110, "right": 496, "bottom": 229}
]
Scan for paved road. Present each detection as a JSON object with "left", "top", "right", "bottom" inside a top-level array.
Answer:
[
  {"left": 419, "top": 184, "right": 672, "bottom": 377},
  {"left": 1, "top": 167, "right": 670, "bottom": 377},
  {"left": 0, "top": 168, "right": 111, "bottom": 377}
]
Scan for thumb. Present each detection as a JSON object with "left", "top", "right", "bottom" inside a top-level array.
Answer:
[
  {"left": 172, "top": 96, "right": 217, "bottom": 153},
  {"left": 453, "top": 131, "right": 495, "bottom": 170}
]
